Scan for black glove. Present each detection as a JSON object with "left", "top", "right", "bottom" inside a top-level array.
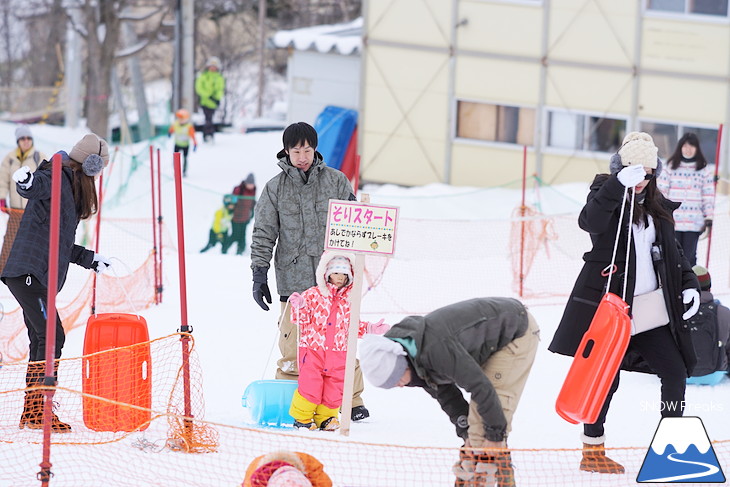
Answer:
[
  {"left": 700, "top": 219, "right": 713, "bottom": 238},
  {"left": 455, "top": 415, "right": 469, "bottom": 442},
  {"left": 210, "top": 97, "right": 220, "bottom": 108},
  {"left": 252, "top": 267, "right": 272, "bottom": 311}
]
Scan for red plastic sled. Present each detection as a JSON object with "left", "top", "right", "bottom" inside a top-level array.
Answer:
[
  {"left": 555, "top": 293, "right": 631, "bottom": 424},
  {"left": 82, "top": 313, "right": 152, "bottom": 432}
]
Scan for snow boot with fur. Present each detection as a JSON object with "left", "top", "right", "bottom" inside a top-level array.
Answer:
[{"left": 580, "top": 435, "right": 624, "bottom": 474}]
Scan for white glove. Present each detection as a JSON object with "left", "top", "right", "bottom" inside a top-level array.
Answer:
[
  {"left": 616, "top": 164, "right": 646, "bottom": 188},
  {"left": 12, "top": 166, "right": 33, "bottom": 189},
  {"left": 682, "top": 288, "right": 700, "bottom": 320},
  {"left": 92, "top": 253, "right": 112, "bottom": 275}
]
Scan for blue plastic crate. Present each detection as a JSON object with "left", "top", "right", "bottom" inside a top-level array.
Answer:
[{"left": 241, "top": 380, "right": 298, "bottom": 427}]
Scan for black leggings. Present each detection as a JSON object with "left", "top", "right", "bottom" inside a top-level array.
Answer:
[
  {"left": 675, "top": 231, "right": 701, "bottom": 267},
  {"left": 202, "top": 107, "right": 216, "bottom": 138},
  {"left": 5, "top": 275, "right": 65, "bottom": 363},
  {"left": 174, "top": 144, "right": 190, "bottom": 175},
  {"left": 584, "top": 324, "right": 686, "bottom": 438}
]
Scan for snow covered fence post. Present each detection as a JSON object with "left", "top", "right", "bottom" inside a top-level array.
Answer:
[{"left": 325, "top": 194, "right": 399, "bottom": 436}]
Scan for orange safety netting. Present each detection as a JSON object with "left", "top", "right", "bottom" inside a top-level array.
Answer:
[
  {"left": 509, "top": 204, "right": 558, "bottom": 298},
  {"left": 2, "top": 345, "right": 729, "bottom": 487},
  {"left": 0, "top": 334, "right": 216, "bottom": 462}
]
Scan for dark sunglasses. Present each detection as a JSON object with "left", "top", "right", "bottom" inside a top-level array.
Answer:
[
  {"left": 644, "top": 172, "right": 655, "bottom": 180},
  {"left": 18, "top": 137, "right": 32, "bottom": 141}
]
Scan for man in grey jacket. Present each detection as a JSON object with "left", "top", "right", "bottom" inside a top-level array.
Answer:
[
  {"left": 250, "top": 122, "right": 370, "bottom": 420},
  {"left": 359, "top": 297, "right": 539, "bottom": 486}
]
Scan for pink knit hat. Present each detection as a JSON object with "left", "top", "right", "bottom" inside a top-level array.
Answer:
[{"left": 268, "top": 466, "right": 313, "bottom": 487}]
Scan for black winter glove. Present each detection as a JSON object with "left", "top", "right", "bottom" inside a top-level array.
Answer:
[
  {"left": 210, "top": 97, "right": 220, "bottom": 108},
  {"left": 252, "top": 267, "right": 272, "bottom": 311},
  {"left": 700, "top": 219, "right": 713, "bottom": 238}
]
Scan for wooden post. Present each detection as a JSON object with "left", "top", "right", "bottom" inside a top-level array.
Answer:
[{"left": 339, "top": 193, "right": 369, "bottom": 436}]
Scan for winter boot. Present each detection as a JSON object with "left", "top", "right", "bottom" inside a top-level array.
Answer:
[
  {"left": 580, "top": 435, "right": 624, "bottom": 474},
  {"left": 293, "top": 421, "right": 317, "bottom": 431},
  {"left": 351, "top": 405, "right": 370, "bottom": 421},
  {"left": 494, "top": 452, "right": 516, "bottom": 487},
  {"left": 19, "top": 390, "right": 42, "bottom": 429},
  {"left": 19, "top": 391, "right": 71, "bottom": 432},
  {"left": 319, "top": 417, "right": 340, "bottom": 432}
]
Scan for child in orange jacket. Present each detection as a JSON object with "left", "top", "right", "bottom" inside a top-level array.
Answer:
[{"left": 168, "top": 109, "right": 197, "bottom": 177}]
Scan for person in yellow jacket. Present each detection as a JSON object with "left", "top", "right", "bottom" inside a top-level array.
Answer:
[
  {"left": 168, "top": 109, "right": 197, "bottom": 177},
  {"left": 200, "top": 195, "right": 235, "bottom": 253},
  {"left": 195, "top": 56, "right": 225, "bottom": 142},
  {"left": 0, "top": 125, "right": 46, "bottom": 273}
]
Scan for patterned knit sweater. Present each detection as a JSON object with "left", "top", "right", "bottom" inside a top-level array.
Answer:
[{"left": 657, "top": 161, "right": 714, "bottom": 232}]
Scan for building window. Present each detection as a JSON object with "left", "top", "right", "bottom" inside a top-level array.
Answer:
[
  {"left": 646, "top": 0, "right": 728, "bottom": 17},
  {"left": 640, "top": 121, "right": 719, "bottom": 165},
  {"left": 456, "top": 101, "right": 535, "bottom": 145},
  {"left": 546, "top": 111, "right": 626, "bottom": 153}
]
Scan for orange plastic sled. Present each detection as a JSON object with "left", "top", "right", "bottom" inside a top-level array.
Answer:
[
  {"left": 82, "top": 313, "right": 152, "bottom": 432},
  {"left": 555, "top": 293, "right": 631, "bottom": 424}
]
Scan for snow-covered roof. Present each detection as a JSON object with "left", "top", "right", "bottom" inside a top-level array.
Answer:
[{"left": 271, "top": 17, "right": 362, "bottom": 56}]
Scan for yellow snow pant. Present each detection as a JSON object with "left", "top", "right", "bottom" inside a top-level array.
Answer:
[{"left": 290, "top": 389, "right": 339, "bottom": 427}]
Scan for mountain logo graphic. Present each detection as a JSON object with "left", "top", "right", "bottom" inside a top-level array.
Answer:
[{"left": 637, "top": 416, "right": 725, "bottom": 483}]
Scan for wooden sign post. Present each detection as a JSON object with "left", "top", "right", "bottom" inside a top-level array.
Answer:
[{"left": 325, "top": 195, "right": 398, "bottom": 436}]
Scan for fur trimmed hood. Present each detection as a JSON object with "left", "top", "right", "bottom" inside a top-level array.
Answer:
[{"left": 315, "top": 250, "right": 357, "bottom": 297}]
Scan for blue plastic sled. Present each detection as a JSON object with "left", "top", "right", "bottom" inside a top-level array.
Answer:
[
  {"left": 687, "top": 371, "right": 727, "bottom": 386},
  {"left": 241, "top": 380, "right": 298, "bottom": 427}
]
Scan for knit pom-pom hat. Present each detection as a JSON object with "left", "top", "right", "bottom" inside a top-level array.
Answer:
[
  {"left": 69, "top": 133, "right": 110, "bottom": 176},
  {"left": 609, "top": 131, "right": 663, "bottom": 177}
]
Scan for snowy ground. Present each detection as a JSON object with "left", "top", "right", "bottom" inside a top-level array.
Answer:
[{"left": 1, "top": 122, "right": 728, "bottom": 486}]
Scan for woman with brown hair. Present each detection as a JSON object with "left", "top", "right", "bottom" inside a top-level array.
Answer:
[
  {"left": 1, "top": 133, "right": 112, "bottom": 432},
  {"left": 549, "top": 132, "right": 700, "bottom": 474}
]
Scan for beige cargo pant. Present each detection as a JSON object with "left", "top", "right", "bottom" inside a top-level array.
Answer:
[
  {"left": 467, "top": 312, "right": 540, "bottom": 446},
  {"left": 276, "top": 302, "right": 365, "bottom": 408}
]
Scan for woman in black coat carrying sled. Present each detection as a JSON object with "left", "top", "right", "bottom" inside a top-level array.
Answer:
[{"left": 549, "top": 132, "right": 700, "bottom": 475}]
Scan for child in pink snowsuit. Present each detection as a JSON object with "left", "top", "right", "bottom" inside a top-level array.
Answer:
[{"left": 288, "top": 250, "right": 387, "bottom": 431}]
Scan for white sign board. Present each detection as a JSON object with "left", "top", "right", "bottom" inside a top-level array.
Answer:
[{"left": 325, "top": 200, "right": 399, "bottom": 255}]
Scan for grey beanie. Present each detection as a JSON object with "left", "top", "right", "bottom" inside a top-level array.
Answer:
[
  {"left": 245, "top": 173, "right": 255, "bottom": 185},
  {"left": 359, "top": 334, "right": 408, "bottom": 389},
  {"left": 69, "top": 133, "right": 110, "bottom": 176},
  {"left": 15, "top": 125, "right": 32, "bottom": 142}
]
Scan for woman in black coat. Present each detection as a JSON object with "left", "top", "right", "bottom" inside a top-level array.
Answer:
[
  {"left": 1, "top": 133, "right": 112, "bottom": 432},
  {"left": 549, "top": 132, "right": 700, "bottom": 475}
]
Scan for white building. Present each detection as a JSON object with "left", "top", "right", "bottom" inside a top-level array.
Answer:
[{"left": 272, "top": 18, "right": 362, "bottom": 125}]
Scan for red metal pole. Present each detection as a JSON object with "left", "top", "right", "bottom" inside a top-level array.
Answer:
[
  {"left": 157, "top": 148, "right": 164, "bottom": 303},
  {"left": 518, "top": 146, "right": 527, "bottom": 298},
  {"left": 706, "top": 123, "right": 723, "bottom": 268},
  {"left": 173, "top": 153, "right": 193, "bottom": 426},
  {"left": 353, "top": 155, "right": 360, "bottom": 197},
  {"left": 39, "top": 152, "right": 62, "bottom": 485},
  {"left": 91, "top": 172, "right": 104, "bottom": 314},
  {"left": 149, "top": 146, "right": 160, "bottom": 304}
]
